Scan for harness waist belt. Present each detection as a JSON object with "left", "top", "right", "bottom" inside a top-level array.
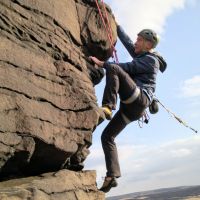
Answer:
[
  {"left": 142, "top": 88, "right": 153, "bottom": 103},
  {"left": 121, "top": 87, "right": 140, "bottom": 104}
]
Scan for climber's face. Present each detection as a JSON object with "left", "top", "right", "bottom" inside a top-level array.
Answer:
[{"left": 134, "top": 35, "right": 153, "bottom": 54}]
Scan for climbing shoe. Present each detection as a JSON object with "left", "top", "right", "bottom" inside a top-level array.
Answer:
[
  {"left": 99, "top": 177, "right": 118, "bottom": 193},
  {"left": 102, "top": 106, "right": 112, "bottom": 120}
]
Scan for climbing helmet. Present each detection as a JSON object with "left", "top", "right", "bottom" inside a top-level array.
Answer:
[{"left": 138, "top": 29, "right": 159, "bottom": 48}]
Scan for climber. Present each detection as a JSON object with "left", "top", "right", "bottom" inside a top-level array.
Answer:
[{"left": 89, "top": 24, "right": 167, "bottom": 193}]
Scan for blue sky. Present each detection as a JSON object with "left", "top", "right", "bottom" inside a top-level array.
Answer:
[{"left": 85, "top": 0, "right": 200, "bottom": 197}]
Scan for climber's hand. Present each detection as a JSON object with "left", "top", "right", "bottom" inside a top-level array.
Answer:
[{"left": 89, "top": 56, "right": 104, "bottom": 67}]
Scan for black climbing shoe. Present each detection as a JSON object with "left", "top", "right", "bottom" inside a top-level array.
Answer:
[
  {"left": 99, "top": 177, "right": 118, "bottom": 193},
  {"left": 102, "top": 106, "right": 112, "bottom": 120}
]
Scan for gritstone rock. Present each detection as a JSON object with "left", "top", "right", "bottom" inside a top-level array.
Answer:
[{"left": 0, "top": 0, "right": 117, "bottom": 199}]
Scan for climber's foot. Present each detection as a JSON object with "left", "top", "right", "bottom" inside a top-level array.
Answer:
[
  {"left": 101, "top": 106, "right": 112, "bottom": 120},
  {"left": 99, "top": 177, "right": 118, "bottom": 193}
]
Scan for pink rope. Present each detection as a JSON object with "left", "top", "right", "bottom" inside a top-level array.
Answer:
[{"left": 95, "top": 0, "right": 119, "bottom": 63}]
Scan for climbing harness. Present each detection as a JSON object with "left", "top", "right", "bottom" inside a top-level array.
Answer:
[
  {"left": 156, "top": 97, "right": 198, "bottom": 134},
  {"left": 96, "top": 1, "right": 145, "bottom": 127},
  {"left": 95, "top": 1, "right": 197, "bottom": 134},
  {"left": 138, "top": 111, "right": 150, "bottom": 128},
  {"left": 95, "top": 0, "right": 119, "bottom": 63}
]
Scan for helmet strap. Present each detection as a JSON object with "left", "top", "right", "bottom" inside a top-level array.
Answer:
[
  {"left": 141, "top": 40, "right": 152, "bottom": 53},
  {"left": 141, "top": 40, "right": 146, "bottom": 52}
]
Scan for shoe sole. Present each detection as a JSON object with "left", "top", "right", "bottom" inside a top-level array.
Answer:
[
  {"left": 105, "top": 114, "right": 112, "bottom": 120},
  {"left": 103, "top": 111, "right": 112, "bottom": 120},
  {"left": 102, "top": 107, "right": 112, "bottom": 120},
  {"left": 100, "top": 180, "right": 118, "bottom": 193}
]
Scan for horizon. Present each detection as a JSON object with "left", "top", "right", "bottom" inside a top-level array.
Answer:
[{"left": 106, "top": 184, "right": 200, "bottom": 199}]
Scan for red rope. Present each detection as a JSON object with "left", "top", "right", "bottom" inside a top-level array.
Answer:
[
  {"left": 95, "top": 0, "right": 119, "bottom": 63},
  {"left": 101, "top": 0, "right": 114, "bottom": 45},
  {"left": 101, "top": 0, "right": 119, "bottom": 63}
]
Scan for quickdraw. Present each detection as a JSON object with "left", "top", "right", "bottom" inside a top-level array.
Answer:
[
  {"left": 138, "top": 111, "right": 150, "bottom": 128},
  {"left": 156, "top": 98, "right": 198, "bottom": 134}
]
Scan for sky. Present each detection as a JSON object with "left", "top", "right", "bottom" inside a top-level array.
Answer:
[{"left": 85, "top": 0, "right": 200, "bottom": 197}]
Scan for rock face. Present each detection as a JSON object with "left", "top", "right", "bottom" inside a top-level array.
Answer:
[
  {"left": 0, "top": 0, "right": 117, "bottom": 198},
  {"left": 0, "top": 169, "right": 104, "bottom": 200}
]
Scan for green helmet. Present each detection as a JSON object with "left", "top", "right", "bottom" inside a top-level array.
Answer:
[{"left": 138, "top": 29, "right": 159, "bottom": 48}]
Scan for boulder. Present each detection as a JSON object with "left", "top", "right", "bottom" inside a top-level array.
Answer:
[{"left": 0, "top": 169, "right": 104, "bottom": 200}]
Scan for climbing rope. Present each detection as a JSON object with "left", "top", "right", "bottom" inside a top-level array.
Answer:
[
  {"left": 156, "top": 98, "right": 198, "bottom": 134},
  {"left": 95, "top": 1, "right": 197, "bottom": 134},
  {"left": 138, "top": 97, "right": 198, "bottom": 134},
  {"left": 95, "top": 0, "right": 119, "bottom": 63},
  {"left": 101, "top": 0, "right": 119, "bottom": 63}
]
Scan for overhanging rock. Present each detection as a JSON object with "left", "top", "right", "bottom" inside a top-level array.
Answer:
[{"left": 0, "top": 0, "right": 117, "bottom": 180}]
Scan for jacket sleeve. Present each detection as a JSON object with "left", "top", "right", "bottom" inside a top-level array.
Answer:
[
  {"left": 118, "top": 55, "right": 158, "bottom": 75},
  {"left": 117, "top": 25, "right": 136, "bottom": 58}
]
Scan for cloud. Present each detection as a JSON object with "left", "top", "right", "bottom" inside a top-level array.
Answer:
[
  {"left": 85, "top": 136, "right": 200, "bottom": 196},
  {"left": 178, "top": 75, "right": 200, "bottom": 119},
  {"left": 180, "top": 75, "right": 200, "bottom": 98},
  {"left": 113, "top": 136, "right": 200, "bottom": 196},
  {"left": 105, "top": 0, "right": 195, "bottom": 40}
]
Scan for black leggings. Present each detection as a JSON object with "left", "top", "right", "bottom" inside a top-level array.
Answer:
[{"left": 101, "top": 64, "right": 150, "bottom": 177}]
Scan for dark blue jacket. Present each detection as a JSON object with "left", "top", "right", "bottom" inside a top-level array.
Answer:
[{"left": 104, "top": 25, "right": 167, "bottom": 99}]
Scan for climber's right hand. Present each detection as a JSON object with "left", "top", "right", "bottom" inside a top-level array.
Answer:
[{"left": 89, "top": 56, "right": 104, "bottom": 67}]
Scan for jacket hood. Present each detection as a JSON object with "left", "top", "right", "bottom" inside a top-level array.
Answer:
[{"left": 151, "top": 51, "right": 167, "bottom": 73}]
